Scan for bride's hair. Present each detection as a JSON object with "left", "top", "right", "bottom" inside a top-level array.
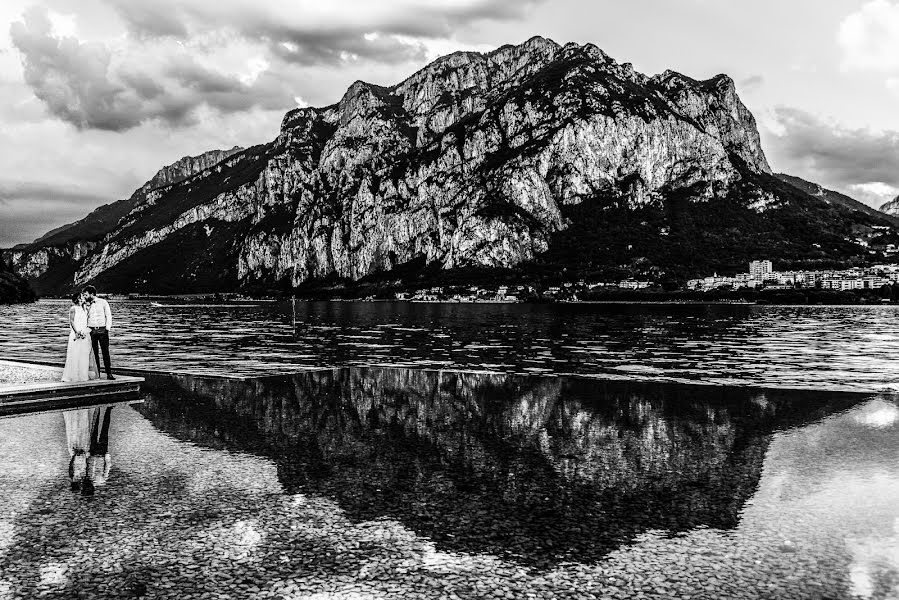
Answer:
[{"left": 71, "top": 291, "right": 82, "bottom": 304}]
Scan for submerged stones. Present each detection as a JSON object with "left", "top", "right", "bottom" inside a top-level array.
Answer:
[{"left": 0, "top": 373, "right": 895, "bottom": 599}]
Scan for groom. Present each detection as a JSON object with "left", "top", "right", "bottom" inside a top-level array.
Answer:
[{"left": 83, "top": 286, "right": 114, "bottom": 380}]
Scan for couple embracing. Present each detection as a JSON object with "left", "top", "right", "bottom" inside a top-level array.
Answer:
[{"left": 61, "top": 285, "right": 115, "bottom": 383}]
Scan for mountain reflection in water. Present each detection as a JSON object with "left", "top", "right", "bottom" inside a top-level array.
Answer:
[{"left": 136, "top": 368, "right": 863, "bottom": 567}]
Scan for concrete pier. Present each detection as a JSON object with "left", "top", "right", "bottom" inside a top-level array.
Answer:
[{"left": 0, "top": 360, "right": 143, "bottom": 417}]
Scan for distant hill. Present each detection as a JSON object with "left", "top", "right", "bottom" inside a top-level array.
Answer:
[
  {"left": 2, "top": 146, "right": 243, "bottom": 295},
  {"left": 776, "top": 174, "right": 899, "bottom": 225},
  {"left": 22, "top": 146, "right": 244, "bottom": 250}
]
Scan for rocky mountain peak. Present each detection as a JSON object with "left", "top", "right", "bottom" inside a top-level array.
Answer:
[
  {"left": 337, "top": 81, "right": 393, "bottom": 128},
  {"left": 649, "top": 70, "right": 770, "bottom": 173},
  {"left": 566, "top": 42, "right": 612, "bottom": 64},
  {"left": 392, "top": 35, "right": 561, "bottom": 122}
]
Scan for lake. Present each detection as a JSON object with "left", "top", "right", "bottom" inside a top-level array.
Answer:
[
  {"left": 2, "top": 299, "right": 899, "bottom": 390},
  {"left": 2, "top": 300, "right": 899, "bottom": 598},
  {"left": 1, "top": 369, "right": 896, "bottom": 599}
]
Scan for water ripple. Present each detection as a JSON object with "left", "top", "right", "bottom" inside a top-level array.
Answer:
[{"left": 3, "top": 300, "right": 899, "bottom": 391}]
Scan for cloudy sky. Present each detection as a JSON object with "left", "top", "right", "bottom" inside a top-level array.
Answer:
[{"left": 1, "top": 0, "right": 898, "bottom": 246}]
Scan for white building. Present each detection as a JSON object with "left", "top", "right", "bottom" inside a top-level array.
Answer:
[
  {"left": 862, "top": 276, "right": 891, "bottom": 289},
  {"left": 749, "top": 260, "right": 773, "bottom": 280},
  {"left": 776, "top": 271, "right": 798, "bottom": 285},
  {"left": 821, "top": 278, "right": 860, "bottom": 291}
]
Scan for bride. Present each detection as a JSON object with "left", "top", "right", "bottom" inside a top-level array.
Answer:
[{"left": 61, "top": 291, "right": 97, "bottom": 382}]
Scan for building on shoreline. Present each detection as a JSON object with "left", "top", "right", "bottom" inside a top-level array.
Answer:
[
  {"left": 688, "top": 261, "right": 899, "bottom": 292},
  {"left": 749, "top": 260, "right": 773, "bottom": 281}
]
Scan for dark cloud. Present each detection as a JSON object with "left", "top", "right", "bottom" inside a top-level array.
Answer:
[
  {"left": 768, "top": 107, "right": 899, "bottom": 191},
  {"left": 0, "top": 182, "right": 110, "bottom": 247},
  {"left": 9, "top": 7, "right": 295, "bottom": 131},
  {"left": 10, "top": 1, "right": 545, "bottom": 131},
  {"left": 267, "top": 29, "right": 429, "bottom": 66},
  {"left": 118, "top": 70, "right": 166, "bottom": 101},
  {"left": 105, "top": 0, "right": 544, "bottom": 65}
]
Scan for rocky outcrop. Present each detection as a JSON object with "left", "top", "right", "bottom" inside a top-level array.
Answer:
[
  {"left": 5, "top": 241, "right": 96, "bottom": 280},
  {"left": 145, "top": 146, "right": 244, "bottom": 189},
  {"left": 651, "top": 71, "right": 771, "bottom": 174},
  {"left": 880, "top": 195, "right": 899, "bottom": 217},
  {"left": 0, "top": 260, "right": 36, "bottom": 303},
  {"left": 7, "top": 37, "right": 896, "bottom": 294}
]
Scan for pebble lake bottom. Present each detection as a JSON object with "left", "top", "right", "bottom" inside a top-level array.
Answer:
[{"left": 0, "top": 368, "right": 897, "bottom": 599}]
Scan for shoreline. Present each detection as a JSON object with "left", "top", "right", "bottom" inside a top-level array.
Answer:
[{"left": 29, "top": 296, "right": 899, "bottom": 307}]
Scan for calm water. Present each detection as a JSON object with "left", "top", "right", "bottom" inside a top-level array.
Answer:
[
  {"left": 3, "top": 299, "right": 899, "bottom": 391},
  {"left": 1, "top": 369, "right": 896, "bottom": 599}
]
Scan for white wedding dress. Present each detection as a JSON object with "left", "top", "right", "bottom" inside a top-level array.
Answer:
[{"left": 61, "top": 305, "right": 96, "bottom": 382}]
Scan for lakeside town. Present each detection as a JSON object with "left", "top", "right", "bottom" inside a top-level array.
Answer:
[
  {"left": 396, "top": 281, "right": 651, "bottom": 303},
  {"left": 119, "top": 259, "right": 899, "bottom": 304},
  {"left": 686, "top": 260, "right": 899, "bottom": 292},
  {"left": 387, "top": 260, "right": 899, "bottom": 303}
]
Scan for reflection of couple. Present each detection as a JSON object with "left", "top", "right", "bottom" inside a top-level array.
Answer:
[
  {"left": 63, "top": 405, "right": 113, "bottom": 496},
  {"left": 61, "top": 285, "right": 114, "bottom": 382}
]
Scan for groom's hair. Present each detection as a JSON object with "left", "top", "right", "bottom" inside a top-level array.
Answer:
[{"left": 83, "top": 285, "right": 97, "bottom": 296}]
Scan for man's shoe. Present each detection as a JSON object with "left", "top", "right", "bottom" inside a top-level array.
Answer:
[{"left": 107, "top": 375, "right": 116, "bottom": 381}]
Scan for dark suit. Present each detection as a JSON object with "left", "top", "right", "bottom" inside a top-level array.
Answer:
[{"left": 89, "top": 328, "right": 112, "bottom": 378}]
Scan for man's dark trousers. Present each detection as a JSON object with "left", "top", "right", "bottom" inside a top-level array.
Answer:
[{"left": 90, "top": 328, "right": 112, "bottom": 378}]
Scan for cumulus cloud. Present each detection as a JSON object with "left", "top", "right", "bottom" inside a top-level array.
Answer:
[
  {"left": 767, "top": 107, "right": 899, "bottom": 206},
  {"left": 848, "top": 182, "right": 899, "bottom": 207},
  {"left": 839, "top": 0, "right": 899, "bottom": 72},
  {"left": 9, "top": 6, "right": 296, "bottom": 131},
  {"left": 103, "top": 0, "right": 543, "bottom": 65},
  {"left": 8, "top": 1, "right": 542, "bottom": 131}
]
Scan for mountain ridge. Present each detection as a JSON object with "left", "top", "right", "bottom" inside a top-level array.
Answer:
[
  {"left": 776, "top": 174, "right": 899, "bottom": 225},
  {"left": 3, "top": 37, "right": 895, "bottom": 295},
  {"left": 20, "top": 145, "right": 245, "bottom": 251},
  {"left": 3, "top": 146, "right": 244, "bottom": 294}
]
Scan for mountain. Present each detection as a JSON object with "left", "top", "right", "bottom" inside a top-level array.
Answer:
[
  {"left": 4, "top": 37, "right": 896, "bottom": 295},
  {"left": 0, "top": 260, "right": 36, "bottom": 304},
  {"left": 776, "top": 174, "right": 899, "bottom": 225},
  {"left": 880, "top": 196, "right": 899, "bottom": 217},
  {"left": 2, "top": 146, "right": 243, "bottom": 294}
]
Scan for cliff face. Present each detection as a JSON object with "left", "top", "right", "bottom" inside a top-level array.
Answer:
[
  {"left": 144, "top": 146, "right": 244, "bottom": 189},
  {"left": 6, "top": 37, "right": 894, "bottom": 294},
  {"left": 0, "top": 261, "right": 36, "bottom": 304},
  {"left": 880, "top": 195, "right": 899, "bottom": 216}
]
